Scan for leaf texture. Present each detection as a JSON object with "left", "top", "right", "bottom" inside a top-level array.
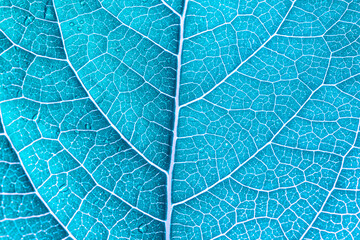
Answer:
[
  {"left": 0, "top": 117, "right": 72, "bottom": 239},
  {"left": 1, "top": 0, "right": 360, "bottom": 239}
]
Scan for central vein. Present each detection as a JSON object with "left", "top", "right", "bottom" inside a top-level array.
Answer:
[{"left": 166, "top": 1, "right": 189, "bottom": 239}]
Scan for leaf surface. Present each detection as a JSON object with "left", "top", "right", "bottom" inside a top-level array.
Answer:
[{"left": 1, "top": 0, "right": 360, "bottom": 239}]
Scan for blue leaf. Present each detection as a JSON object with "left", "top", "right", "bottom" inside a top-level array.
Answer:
[
  {"left": 0, "top": 117, "right": 71, "bottom": 239},
  {"left": 1, "top": 0, "right": 360, "bottom": 239}
]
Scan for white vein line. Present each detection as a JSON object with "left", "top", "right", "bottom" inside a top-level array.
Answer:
[
  {"left": 106, "top": 52, "right": 175, "bottom": 99},
  {"left": 299, "top": 118, "right": 360, "bottom": 239},
  {"left": 179, "top": 0, "right": 297, "bottom": 109},
  {"left": 322, "top": 4, "right": 351, "bottom": 37},
  {"left": 52, "top": 1, "right": 168, "bottom": 177},
  {"left": 0, "top": 96, "right": 90, "bottom": 105},
  {"left": 62, "top": 7, "right": 176, "bottom": 56},
  {"left": 76, "top": 52, "right": 175, "bottom": 99},
  {"left": 334, "top": 188, "right": 360, "bottom": 192},
  {"left": 219, "top": 218, "right": 286, "bottom": 239},
  {"left": 0, "top": 29, "right": 66, "bottom": 62},
  {"left": 161, "top": 0, "right": 181, "bottom": 18},
  {"left": 272, "top": 142, "right": 344, "bottom": 159},
  {"left": 0, "top": 109, "right": 76, "bottom": 239},
  {"left": 0, "top": 213, "right": 51, "bottom": 222},
  {"left": 1, "top": 6, "right": 57, "bottom": 24},
  {"left": 65, "top": 186, "right": 96, "bottom": 228},
  {"left": 229, "top": 177, "right": 328, "bottom": 194},
  {"left": 165, "top": 1, "right": 189, "bottom": 239},
  {"left": 56, "top": 139, "right": 164, "bottom": 222},
  {"left": 0, "top": 160, "right": 20, "bottom": 164},
  {"left": 0, "top": 192, "right": 36, "bottom": 195},
  {"left": 96, "top": 6, "right": 177, "bottom": 56},
  {"left": 173, "top": 43, "right": 330, "bottom": 207}
]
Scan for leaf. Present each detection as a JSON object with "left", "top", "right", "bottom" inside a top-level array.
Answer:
[
  {"left": 1, "top": 0, "right": 360, "bottom": 239},
  {"left": 0, "top": 117, "right": 71, "bottom": 239}
]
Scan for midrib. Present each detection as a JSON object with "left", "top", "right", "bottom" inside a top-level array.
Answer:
[{"left": 166, "top": 1, "right": 189, "bottom": 239}]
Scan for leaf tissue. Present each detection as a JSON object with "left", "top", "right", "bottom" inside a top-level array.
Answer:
[{"left": 1, "top": 0, "right": 360, "bottom": 239}]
